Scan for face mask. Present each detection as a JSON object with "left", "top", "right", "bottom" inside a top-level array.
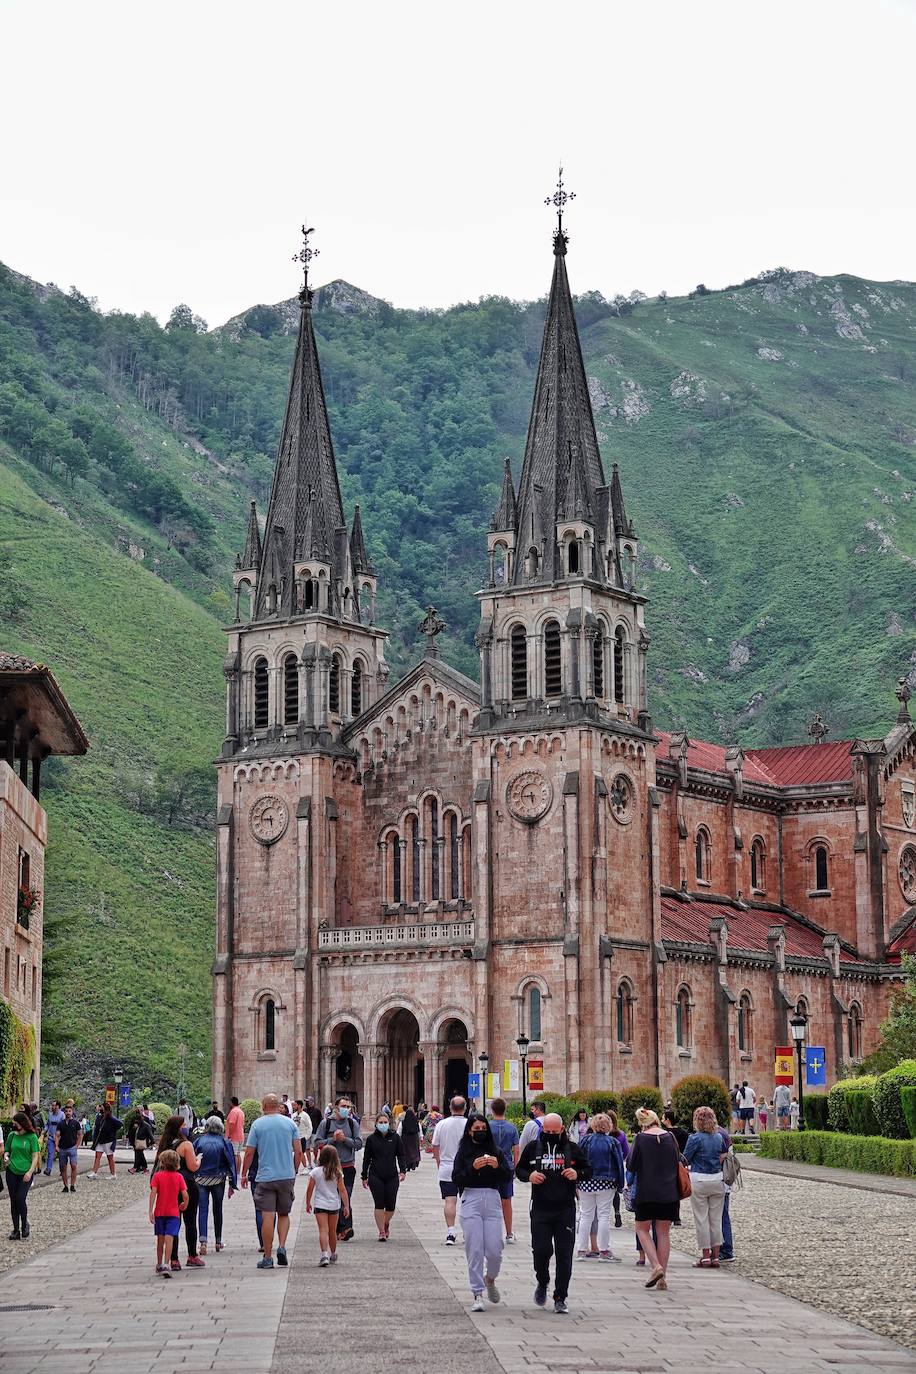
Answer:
[
  {"left": 338, "top": 1107, "right": 350, "bottom": 1118},
  {"left": 541, "top": 1132, "right": 561, "bottom": 1147},
  {"left": 376, "top": 1121, "right": 389, "bottom": 1134},
  {"left": 470, "top": 1132, "right": 487, "bottom": 1143}
]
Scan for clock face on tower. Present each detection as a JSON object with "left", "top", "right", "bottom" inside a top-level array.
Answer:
[
  {"left": 506, "top": 770, "right": 553, "bottom": 825},
  {"left": 249, "top": 794, "right": 290, "bottom": 846}
]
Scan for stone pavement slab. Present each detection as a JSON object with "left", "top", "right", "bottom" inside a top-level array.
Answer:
[
  {"left": 396, "top": 1158, "right": 916, "bottom": 1374},
  {"left": 740, "top": 1152, "right": 916, "bottom": 1198}
]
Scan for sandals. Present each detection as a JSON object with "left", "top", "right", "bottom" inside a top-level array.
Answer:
[
  {"left": 645, "top": 1266, "right": 664, "bottom": 1288},
  {"left": 693, "top": 1259, "right": 712, "bottom": 1268}
]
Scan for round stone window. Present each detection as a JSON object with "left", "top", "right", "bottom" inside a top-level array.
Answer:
[
  {"left": 900, "top": 844, "right": 916, "bottom": 904},
  {"left": 609, "top": 771, "right": 635, "bottom": 825}
]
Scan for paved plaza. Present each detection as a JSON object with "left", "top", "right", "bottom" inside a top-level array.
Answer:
[{"left": 0, "top": 1160, "right": 913, "bottom": 1374}]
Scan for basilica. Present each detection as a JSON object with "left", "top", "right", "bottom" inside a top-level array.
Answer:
[{"left": 211, "top": 211, "right": 916, "bottom": 1111}]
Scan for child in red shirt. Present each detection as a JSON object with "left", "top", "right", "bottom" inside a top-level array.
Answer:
[{"left": 150, "top": 1149, "right": 188, "bottom": 1277}]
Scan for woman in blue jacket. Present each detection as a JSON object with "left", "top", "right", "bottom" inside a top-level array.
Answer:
[{"left": 194, "top": 1116, "right": 238, "bottom": 1254}]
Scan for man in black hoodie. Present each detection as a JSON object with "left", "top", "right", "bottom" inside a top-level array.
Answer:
[{"left": 516, "top": 1112, "right": 591, "bottom": 1313}]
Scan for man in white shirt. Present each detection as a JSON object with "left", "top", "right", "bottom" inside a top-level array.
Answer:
[
  {"left": 292, "top": 1099, "right": 313, "bottom": 1167},
  {"left": 432, "top": 1096, "right": 469, "bottom": 1245},
  {"left": 773, "top": 1082, "right": 792, "bottom": 1130},
  {"left": 518, "top": 1101, "right": 546, "bottom": 1154},
  {"left": 177, "top": 1098, "right": 194, "bottom": 1129},
  {"left": 737, "top": 1081, "right": 757, "bottom": 1134}
]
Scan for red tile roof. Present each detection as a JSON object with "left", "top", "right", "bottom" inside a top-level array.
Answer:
[
  {"left": 886, "top": 914, "right": 916, "bottom": 962},
  {"left": 661, "top": 894, "right": 857, "bottom": 962},
  {"left": 0, "top": 652, "right": 39, "bottom": 672},
  {"left": 655, "top": 731, "right": 855, "bottom": 788}
]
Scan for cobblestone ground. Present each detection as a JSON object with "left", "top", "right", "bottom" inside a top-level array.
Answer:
[
  {"left": 668, "top": 1170, "right": 916, "bottom": 1351},
  {"left": 0, "top": 1168, "right": 149, "bottom": 1278}
]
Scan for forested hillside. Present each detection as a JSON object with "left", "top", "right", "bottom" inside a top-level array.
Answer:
[{"left": 1, "top": 260, "right": 914, "bottom": 1101}]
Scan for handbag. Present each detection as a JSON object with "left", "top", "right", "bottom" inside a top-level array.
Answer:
[
  {"left": 677, "top": 1161, "right": 692, "bottom": 1199},
  {"left": 622, "top": 1183, "right": 635, "bottom": 1213}
]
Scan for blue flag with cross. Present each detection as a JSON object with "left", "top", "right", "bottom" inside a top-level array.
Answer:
[{"left": 805, "top": 1047, "right": 827, "bottom": 1086}]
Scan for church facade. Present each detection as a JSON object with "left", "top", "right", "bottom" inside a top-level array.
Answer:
[{"left": 212, "top": 218, "right": 916, "bottom": 1111}]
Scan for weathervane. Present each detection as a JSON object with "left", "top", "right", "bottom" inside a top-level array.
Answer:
[
  {"left": 292, "top": 221, "right": 320, "bottom": 300},
  {"left": 545, "top": 165, "right": 575, "bottom": 249}
]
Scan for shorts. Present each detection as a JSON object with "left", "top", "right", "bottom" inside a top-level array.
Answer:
[
  {"left": 58, "top": 1147, "right": 78, "bottom": 1168},
  {"left": 498, "top": 1179, "right": 514, "bottom": 1200},
  {"left": 367, "top": 1174, "right": 400, "bottom": 1212},
  {"left": 739, "top": 1108, "right": 755, "bottom": 1121},
  {"left": 154, "top": 1216, "right": 181, "bottom": 1237},
  {"left": 300, "top": 1138, "right": 311, "bottom": 1151},
  {"left": 253, "top": 1179, "right": 296, "bottom": 1215},
  {"left": 777, "top": 1107, "right": 790, "bottom": 1119},
  {"left": 95, "top": 1141, "right": 115, "bottom": 1156},
  {"left": 439, "top": 1180, "right": 459, "bottom": 1199}
]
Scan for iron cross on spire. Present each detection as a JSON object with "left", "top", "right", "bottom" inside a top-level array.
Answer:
[
  {"left": 545, "top": 165, "right": 575, "bottom": 250},
  {"left": 418, "top": 606, "right": 446, "bottom": 658},
  {"left": 292, "top": 221, "right": 320, "bottom": 301}
]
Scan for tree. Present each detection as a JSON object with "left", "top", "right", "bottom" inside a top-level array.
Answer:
[
  {"left": 861, "top": 954, "right": 916, "bottom": 1073},
  {"left": 166, "top": 303, "right": 207, "bottom": 334}
]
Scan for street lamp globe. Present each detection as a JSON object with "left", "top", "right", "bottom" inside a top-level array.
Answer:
[
  {"left": 113, "top": 1067, "right": 124, "bottom": 1085},
  {"left": 789, "top": 1013, "right": 808, "bottom": 1043}
]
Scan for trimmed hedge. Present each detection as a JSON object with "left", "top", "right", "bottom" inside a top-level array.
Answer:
[
  {"left": 568, "top": 1090, "right": 620, "bottom": 1116},
  {"left": 759, "top": 1129, "right": 916, "bottom": 1178},
  {"left": 873, "top": 1061, "right": 916, "bottom": 1139},
  {"left": 901, "top": 1087, "right": 916, "bottom": 1139},
  {"left": 670, "top": 1074, "right": 731, "bottom": 1128},
  {"left": 827, "top": 1076, "right": 877, "bottom": 1134},
  {"left": 804, "top": 1093, "right": 830, "bottom": 1131},
  {"left": 531, "top": 1094, "right": 581, "bottom": 1123},
  {"left": 617, "top": 1084, "right": 665, "bottom": 1133},
  {"left": 147, "top": 1102, "right": 173, "bottom": 1135},
  {"left": 240, "top": 1098, "right": 262, "bottom": 1131}
]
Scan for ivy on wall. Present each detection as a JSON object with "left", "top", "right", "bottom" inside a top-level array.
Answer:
[{"left": 0, "top": 1000, "right": 36, "bottom": 1107}]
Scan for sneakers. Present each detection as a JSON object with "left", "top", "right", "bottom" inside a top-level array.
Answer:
[
  {"left": 69, "top": 1186, "right": 76, "bottom": 1193},
  {"left": 170, "top": 1259, "right": 181, "bottom": 1271},
  {"left": 576, "top": 1249, "right": 589, "bottom": 1260},
  {"left": 276, "top": 1247, "right": 288, "bottom": 1266},
  {"left": 318, "top": 1253, "right": 330, "bottom": 1267},
  {"left": 554, "top": 1299, "right": 569, "bottom": 1314},
  {"left": 471, "top": 1294, "right": 485, "bottom": 1312},
  {"left": 534, "top": 1282, "right": 547, "bottom": 1307},
  {"left": 186, "top": 1256, "right": 205, "bottom": 1267},
  {"left": 329, "top": 1251, "right": 338, "bottom": 1264},
  {"left": 8, "top": 1232, "right": 20, "bottom": 1242},
  {"left": 21, "top": 1225, "right": 29, "bottom": 1239},
  {"left": 504, "top": 1233, "right": 516, "bottom": 1245},
  {"left": 485, "top": 1280, "right": 500, "bottom": 1304},
  {"left": 87, "top": 1171, "right": 100, "bottom": 1181},
  {"left": 156, "top": 1265, "right": 171, "bottom": 1278},
  {"left": 599, "top": 1250, "right": 622, "bottom": 1263},
  {"left": 719, "top": 1254, "right": 736, "bottom": 1263},
  {"left": 61, "top": 1186, "right": 70, "bottom": 1195},
  {"left": 445, "top": 1232, "right": 456, "bottom": 1246},
  {"left": 257, "top": 1256, "right": 275, "bottom": 1269}
]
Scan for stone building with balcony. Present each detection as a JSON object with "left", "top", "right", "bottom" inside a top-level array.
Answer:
[
  {"left": 212, "top": 216, "right": 915, "bottom": 1110},
  {"left": 0, "top": 653, "right": 87, "bottom": 1102}
]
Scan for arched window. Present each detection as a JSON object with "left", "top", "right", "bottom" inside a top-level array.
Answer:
[
  {"left": 676, "top": 985, "right": 692, "bottom": 1049},
  {"left": 329, "top": 653, "right": 341, "bottom": 715},
  {"left": 283, "top": 653, "right": 298, "bottom": 724},
  {"left": 253, "top": 656, "right": 269, "bottom": 729},
  {"left": 795, "top": 997, "right": 809, "bottom": 1021},
  {"left": 567, "top": 540, "right": 579, "bottom": 575},
  {"left": 738, "top": 991, "right": 753, "bottom": 1053},
  {"left": 392, "top": 835, "right": 402, "bottom": 904},
  {"left": 429, "top": 798, "right": 440, "bottom": 900},
  {"left": 449, "top": 812, "right": 459, "bottom": 899},
  {"left": 848, "top": 1002, "right": 863, "bottom": 1060},
  {"left": 544, "top": 619, "right": 562, "bottom": 698},
  {"left": 351, "top": 660, "right": 363, "bottom": 717},
  {"left": 527, "top": 985, "right": 542, "bottom": 1041},
  {"left": 750, "top": 838, "right": 766, "bottom": 891},
  {"left": 592, "top": 631, "right": 604, "bottom": 699},
  {"left": 614, "top": 626, "right": 626, "bottom": 704},
  {"left": 510, "top": 625, "right": 528, "bottom": 702},
  {"left": 814, "top": 844, "right": 829, "bottom": 892},
  {"left": 264, "top": 998, "right": 276, "bottom": 1051},
  {"left": 410, "top": 815, "right": 420, "bottom": 904},
  {"left": 695, "top": 828, "right": 711, "bottom": 883},
  {"left": 616, "top": 980, "right": 634, "bottom": 1046},
  {"left": 303, "top": 579, "right": 315, "bottom": 610}
]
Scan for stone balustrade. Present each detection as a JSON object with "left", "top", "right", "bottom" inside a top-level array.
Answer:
[{"left": 317, "top": 918, "right": 475, "bottom": 951}]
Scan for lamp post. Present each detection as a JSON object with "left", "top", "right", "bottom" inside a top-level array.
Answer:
[
  {"left": 790, "top": 1012, "right": 808, "bottom": 1132},
  {"left": 478, "top": 1051, "right": 489, "bottom": 1115},
  {"left": 516, "top": 1034, "right": 530, "bottom": 1115},
  {"left": 113, "top": 1067, "right": 124, "bottom": 1115}
]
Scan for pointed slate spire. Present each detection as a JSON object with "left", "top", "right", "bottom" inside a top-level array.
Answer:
[
  {"left": 490, "top": 458, "right": 518, "bottom": 532},
  {"left": 610, "top": 463, "right": 633, "bottom": 537},
  {"left": 511, "top": 199, "right": 607, "bottom": 583},
  {"left": 349, "top": 503, "right": 373, "bottom": 574},
  {"left": 240, "top": 499, "right": 262, "bottom": 569},
  {"left": 254, "top": 226, "right": 347, "bottom": 618}
]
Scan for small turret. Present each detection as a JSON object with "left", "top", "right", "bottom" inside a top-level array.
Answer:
[
  {"left": 233, "top": 499, "right": 262, "bottom": 621},
  {"left": 487, "top": 459, "right": 518, "bottom": 584}
]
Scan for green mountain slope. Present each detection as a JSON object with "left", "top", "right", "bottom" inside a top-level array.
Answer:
[{"left": 0, "top": 261, "right": 913, "bottom": 1101}]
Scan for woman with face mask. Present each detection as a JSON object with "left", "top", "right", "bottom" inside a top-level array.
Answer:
[
  {"left": 360, "top": 1110, "right": 406, "bottom": 1241},
  {"left": 451, "top": 1113, "right": 511, "bottom": 1312}
]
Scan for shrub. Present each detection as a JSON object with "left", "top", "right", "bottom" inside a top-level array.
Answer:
[
  {"left": 617, "top": 1084, "right": 665, "bottom": 1133},
  {"left": 827, "top": 1076, "right": 876, "bottom": 1133},
  {"left": 240, "top": 1097, "right": 262, "bottom": 1131},
  {"left": 758, "top": 1129, "right": 916, "bottom": 1178},
  {"left": 147, "top": 1102, "right": 173, "bottom": 1135},
  {"left": 532, "top": 1094, "right": 580, "bottom": 1123},
  {"left": 804, "top": 1093, "right": 830, "bottom": 1131},
  {"left": 873, "top": 1061, "right": 916, "bottom": 1139},
  {"left": 569, "top": 1090, "right": 620, "bottom": 1117},
  {"left": 669, "top": 1074, "right": 731, "bottom": 1128},
  {"left": 846, "top": 1091, "right": 881, "bottom": 1137},
  {"left": 901, "top": 1087, "right": 916, "bottom": 1139}
]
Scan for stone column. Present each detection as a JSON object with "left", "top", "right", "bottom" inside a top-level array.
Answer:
[
  {"left": 420, "top": 1041, "right": 444, "bottom": 1107},
  {"left": 320, "top": 1046, "right": 341, "bottom": 1109}
]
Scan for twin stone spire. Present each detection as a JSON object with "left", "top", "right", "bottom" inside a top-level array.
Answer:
[{"left": 237, "top": 213, "right": 635, "bottom": 621}]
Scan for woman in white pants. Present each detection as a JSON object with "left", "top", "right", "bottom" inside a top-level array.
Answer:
[
  {"left": 576, "top": 1114, "right": 624, "bottom": 1261},
  {"left": 452, "top": 1114, "right": 511, "bottom": 1312},
  {"left": 683, "top": 1105, "right": 728, "bottom": 1267}
]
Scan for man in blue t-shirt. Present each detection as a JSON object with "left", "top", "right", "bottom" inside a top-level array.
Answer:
[
  {"left": 488, "top": 1097, "right": 521, "bottom": 1243},
  {"left": 240, "top": 1094, "right": 302, "bottom": 1270}
]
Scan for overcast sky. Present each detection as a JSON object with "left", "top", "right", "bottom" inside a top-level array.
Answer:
[{"left": 3, "top": 0, "right": 915, "bottom": 326}]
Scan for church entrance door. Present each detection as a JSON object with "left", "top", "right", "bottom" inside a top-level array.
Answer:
[
  {"left": 439, "top": 1017, "right": 471, "bottom": 1107},
  {"left": 381, "top": 1007, "right": 421, "bottom": 1109}
]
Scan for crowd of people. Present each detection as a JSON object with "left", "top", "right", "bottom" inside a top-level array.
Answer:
[{"left": 3, "top": 1087, "right": 748, "bottom": 1309}]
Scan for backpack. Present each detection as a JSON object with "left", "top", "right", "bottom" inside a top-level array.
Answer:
[
  {"left": 584, "top": 1131, "right": 624, "bottom": 1189},
  {"left": 721, "top": 1145, "right": 742, "bottom": 1189}
]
